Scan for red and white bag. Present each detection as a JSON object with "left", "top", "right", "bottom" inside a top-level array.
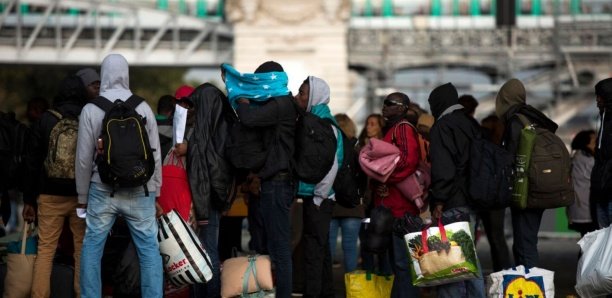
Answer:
[{"left": 158, "top": 209, "right": 213, "bottom": 287}]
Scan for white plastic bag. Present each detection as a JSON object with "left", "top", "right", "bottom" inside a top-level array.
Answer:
[
  {"left": 575, "top": 226, "right": 612, "bottom": 297},
  {"left": 158, "top": 209, "right": 213, "bottom": 287},
  {"left": 486, "top": 265, "right": 554, "bottom": 298}
]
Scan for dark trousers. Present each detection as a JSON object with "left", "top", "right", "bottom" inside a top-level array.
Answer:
[
  {"left": 218, "top": 216, "right": 245, "bottom": 261},
  {"left": 247, "top": 195, "right": 268, "bottom": 254},
  {"left": 302, "top": 198, "right": 335, "bottom": 298},
  {"left": 260, "top": 178, "right": 295, "bottom": 298},
  {"left": 191, "top": 209, "right": 221, "bottom": 298},
  {"left": 511, "top": 207, "right": 544, "bottom": 268},
  {"left": 479, "top": 208, "right": 512, "bottom": 271}
]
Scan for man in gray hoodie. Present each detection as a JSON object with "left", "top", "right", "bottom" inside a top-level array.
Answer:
[
  {"left": 75, "top": 54, "right": 163, "bottom": 298},
  {"left": 294, "top": 76, "right": 342, "bottom": 297}
]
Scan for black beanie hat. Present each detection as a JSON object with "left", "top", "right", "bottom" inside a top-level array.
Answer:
[{"left": 254, "top": 61, "right": 284, "bottom": 73}]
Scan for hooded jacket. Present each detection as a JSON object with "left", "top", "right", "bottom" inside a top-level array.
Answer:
[
  {"left": 495, "top": 79, "right": 558, "bottom": 157},
  {"left": 428, "top": 83, "right": 481, "bottom": 211},
  {"left": 75, "top": 54, "right": 162, "bottom": 204},
  {"left": 236, "top": 92, "right": 297, "bottom": 181},
  {"left": 296, "top": 76, "right": 343, "bottom": 206},
  {"left": 187, "top": 83, "right": 236, "bottom": 220},
  {"left": 23, "top": 75, "right": 87, "bottom": 205},
  {"left": 591, "top": 79, "right": 612, "bottom": 202}
]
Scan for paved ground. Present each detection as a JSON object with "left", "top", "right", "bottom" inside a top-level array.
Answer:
[{"left": 330, "top": 235, "right": 582, "bottom": 297}]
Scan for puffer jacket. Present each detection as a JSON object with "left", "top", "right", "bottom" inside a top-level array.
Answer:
[{"left": 187, "top": 83, "right": 236, "bottom": 220}]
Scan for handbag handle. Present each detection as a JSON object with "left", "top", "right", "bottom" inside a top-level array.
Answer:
[
  {"left": 242, "top": 255, "right": 263, "bottom": 297},
  {"left": 20, "top": 223, "right": 34, "bottom": 255},
  {"left": 420, "top": 218, "right": 448, "bottom": 254}
]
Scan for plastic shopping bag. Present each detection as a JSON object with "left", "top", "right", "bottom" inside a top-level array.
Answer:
[
  {"left": 158, "top": 209, "right": 213, "bottom": 287},
  {"left": 345, "top": 270, "right": 394, "bottom": 298},
  {"left": 575, "top": 226, "right": 612, "bottom": 297},
  {"left": 486, "top": 265, "right": 554, "bottom": 298},
  {"left": 405, "top": 219, "right": 479, "bottom": 287},
  {"left": 159, "top": 149, "right": 192, "bottom": 221}
]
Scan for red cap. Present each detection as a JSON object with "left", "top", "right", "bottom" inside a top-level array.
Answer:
[
  {"left": 174, "top": 85, "right": 194, "bottom": 108},
  {"left": 175, "top": 85, "right": 194, "bottom": 99}
]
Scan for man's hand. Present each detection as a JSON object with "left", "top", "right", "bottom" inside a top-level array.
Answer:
[
  {"left": 22, "top": 204, "right": 36, "bottom": 223},
  {"left": 174, "top": 142, "right": 188, "bottom": 157},
  {"left": 432, "top": 203, "right": 444, "bottom": 220},
  {"left": 155, "top": 201, "right": 164, "bottom": 218}
]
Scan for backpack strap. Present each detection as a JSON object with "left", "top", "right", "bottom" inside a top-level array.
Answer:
[
  {"left": 124, "top": 95, "right": 145, "bottom": 110},
  {"left": 47, "top": 109, "right": 63, "bottom": 120},
  {"left": 516, "top": 114, "right": 532, "bottom": 128},
  {"left": 91, "top": 96, "right": 114, "bottom": 113}
]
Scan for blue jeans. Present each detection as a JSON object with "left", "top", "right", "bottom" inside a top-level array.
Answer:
[
  {"left": 390, "top": 233, "right": 420, "bottom": 298},
  {"left": 260, "top": 178, "right": 295, "bottom": 298},
  {"left": 329, "top": 217, "right": 361, "bottom": 272},
  {"left": 191, "top": 208, "right": 221, "bottom": 297},
  {"left": 80, "top": 182, "right": 162, "bottom": 298},
  {"left": 597, "top": 200, "right": 612, "bottom": 228}
]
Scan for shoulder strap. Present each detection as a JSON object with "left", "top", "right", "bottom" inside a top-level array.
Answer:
[
  {"left": 516, "top": 113, "right": 532, "bottom": 127},
  {"left": 47, "top": 109, "right": 62, "bottom": 120},
  {"left": 124, "top": 95, "right": 144, "bottom": 110},
  {"left": 391, "top": 121, "right": 415, "bottom": 144},
  {"left": 91, "top": 96, "right": 114, "bottom": 113}
]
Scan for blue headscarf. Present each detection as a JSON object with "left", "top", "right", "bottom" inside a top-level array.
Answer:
[{"left": 221, "top": 63, "right": 290, "bottom": 109}]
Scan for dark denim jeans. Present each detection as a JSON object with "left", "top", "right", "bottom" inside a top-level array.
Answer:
[
  {"left": 303, "top": 198, "right": 335, "bottom": 298},
  {"left": 260, "top": 177, "right": 295, "bottom": 298},
  {"left": 511, "top": 207, "right": 544, "bottom": 268},
  {"left": 191, "top": 208, "right": 221, "bottom": 298},
  {"left": 390, "top": 233, "right": 420, "bottom": 298}
]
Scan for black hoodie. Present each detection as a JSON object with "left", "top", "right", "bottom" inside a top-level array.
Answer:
[
  {"left": 24, "top": 75, "right": 87, "bottom": 205},
  {"left": 428, "top": 83, "right": 482, "bottom": 210},
  {"left": 187, "top": 83, "right": 236, "bottom": 220}
]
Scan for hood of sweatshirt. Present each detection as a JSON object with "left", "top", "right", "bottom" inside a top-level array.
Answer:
[
  {"left": 428, "top": 83, "right": 459, "bottom": 119},
  {"left": 495, "top": 79, "right": 526, "bottom": 121},
  {"left": 99, "top": 54, "right": 132, "bottom": 101},
  {"left": 307, "top": 76, "right": 331, "bottom": 112}
]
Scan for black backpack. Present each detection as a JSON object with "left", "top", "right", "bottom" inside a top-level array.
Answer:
[
  {"left": 225, "top": 109, "right": 267, "bottom": 172},
  {"left": 293, "top": 103, "right": 337, "bottom": 184},
  {"left": 92, "top": 96, "right": 155, "bottom": 195},
  {"left": 460, "top": 122, "right": 514, "bottom": 210},
  {"left": 327, "top": 122, "right": 364, "bottom": 208}
]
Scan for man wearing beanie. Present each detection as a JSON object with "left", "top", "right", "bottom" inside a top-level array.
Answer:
[
  {"left": 591, "top": 77, "right": 612, "bottom": 228},
  {"left": 428, "top": 83, "right": 486, "bottom": 296},
  {"left": 76, "top": 68, "right": 100, "bottom": 101}
]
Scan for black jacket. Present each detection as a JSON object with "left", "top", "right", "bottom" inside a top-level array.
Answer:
[
  {"left": 236, "top": 95, "right": 297, "bottom": 180},
  {"left": 187, "top": 83, "right": 235, "bottom": 220},
  {"left": 591, "top": 103, "right": 612, "bottom": 202},
  {"left": 24, "top": 102, "right": 84, "bottom": 205},
  {"left": 428, "top": 83, "right": 481, "bottom": 210}
]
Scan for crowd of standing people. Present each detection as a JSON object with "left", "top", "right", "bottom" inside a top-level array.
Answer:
[{"left": 0, "top": 52, "right": 611, "bottom": 298}]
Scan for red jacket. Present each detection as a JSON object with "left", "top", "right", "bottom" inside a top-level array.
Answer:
[{"left": 373, "top": 122, "right": 420, "bottom": 218}]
